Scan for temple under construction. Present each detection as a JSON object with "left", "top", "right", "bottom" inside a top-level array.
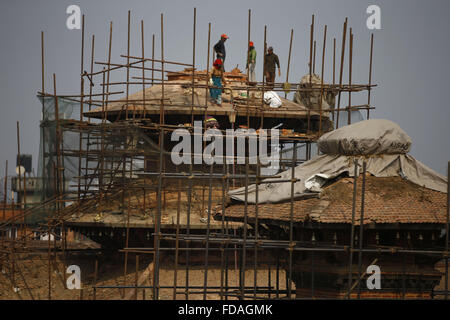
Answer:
[{"left": 0, "top": 8, "right": 448, "bottom": 300}]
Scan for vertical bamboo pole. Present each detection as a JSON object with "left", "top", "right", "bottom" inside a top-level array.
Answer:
[
  {"left": 287, "top": 142, "right": 298, "bottom": 298},
  {"left": 246, "top": 9, "right": 251, "bottom": 127},
  {"left": 309, "top": 15, "right": 314, "bottom": 80},
  {"left": 260, "top": 25, "right": 267, "bottom": 129},
  {"left": 106, "top": 21, "right": 113, "bottom": 120},
  {"left": 52, "top": 72, "right": 62, "bottom": 299},
  {"left": 49, "top": 72, "right": 60, "bottom": 297},
  {"left": 77, "top": 14, "right": 85, "bottom": 223},
  {"left": 253, "top": 135, "right": 260, "bottom": 297},
  {"left": 204, "top": 22, "right": 211, "bottom": 112},
  {"left": 333, "top": 38, "right": 336, "bottom": 86},
  {"left": 318, "top": 25, "right": 327, "bottom": 137},
  {"left": 367, "top": 33, "right": 374, "bottom": 120},
  {"left": 93, "top": 259, "right": 98, "bottom": 300},
  {"left": 152, "top": 34, "right": 155, "bottom": 86},
  {"left": 202, "top": 143, "right": 214, "bottom": 300},
  {"left": 313, "top": 40, "right": 316, "bottom": 74},
  {"left": 160, "top": 13, "right": 165, "bottom": 126},
  {"left": 41, "top": 31, "right": 47, "bottom": 208},
  {"left": 335, "top": 18, "right": 348, "bottom": 129},
  {"left": 172, "top": 166, "right": 181, "bottom": 300},
  {"left": 357, "top": 161, "right": 367, "bottom": 298},
  {"left": 191, "top": 7, "right": 197, "bottom": 126},
  {"left": 347, "top": 29, "right": 353, "bottom": 125},
  {"left": 47, "top": 220, "right": 51, "bottom": 300},
  {"left": 153, "top": 14, "right": 165, "bottom": 300},
  {"left": 135, "top": 255, "right": 139, "bottom": 299},
  {"left": 83, "top": 34, "right": 94, "bottom": 200},
  {"left": 153, "top": 126, "right": 164, "bottom": 300},
  {"left": 123, "top": 179, "right": 131, "bottom": 295},
  {"left": 89, "top": 35, "right": 95, "bottom": 115},
  {"left": 307, "top": 15, "right": 314, "bottom": 132},
  {"left": 126, "top": 11, "right": 130, "bottom": 120},
  {"left": 347, "top": 160, "right": 358, "bottom": 298},
  {"left": 332, "top": 38, "right": 336, "bottom": 122},
  {"left": 80, "top": 15, "right": 85, "bottom": 119},
  {"left": 284, "top": 29, "right": 293, "bottom": 99},
  {"left": 41, "top": 31, "right": 45, "bottom": 95},
  {"left": 2, "top": 161, "right": 6, "bottom": 222},
  {"left": 16, "top": 122, "right": 23, "bottom": 234},
  {"left": 1, "top": 160, "right": 7, "bottom": 258},
  {"left": 240, "top": 136, "right": 250, "bottom": 300},
  {"left": 99, "top": 68, "right": 106, "bottom": 204},
  {"left": 141, "top": 20, "right": 146, "bottom": 119}
]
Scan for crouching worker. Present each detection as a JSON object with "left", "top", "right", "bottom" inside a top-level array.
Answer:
[
  {"left": 205, "top": 116, "right": 220, "bottom": 129},
  {"left": 209, "top": 59, "right": 226, "bottom": 106}
]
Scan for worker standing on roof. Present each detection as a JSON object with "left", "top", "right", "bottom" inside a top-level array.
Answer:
[
  {"left": 246, "top": 41, "right": 257, "bottom": 84},
  {"left": 209, "top": 59, "right": 226, "bottom": 106},
  {"left": 264, "top": 46, "right": 281, "bottom": 89},
  {"left": 214, "top": 34, "right": 229, "bottom": 71}
]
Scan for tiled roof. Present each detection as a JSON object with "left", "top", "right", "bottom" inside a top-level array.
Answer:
[
  {"left": 216, "top": 175, "right": 448, "bottom": 225},
  {"left": 65, "top": 186, "right": 242, "bottom": 229},
  {"left": 84, "top": 72, "right": 326, "bottom": 120}
]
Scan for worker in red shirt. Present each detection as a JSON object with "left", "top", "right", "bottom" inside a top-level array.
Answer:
[{"left": 209, "top": 59, "right": 226, "bottom": 105}]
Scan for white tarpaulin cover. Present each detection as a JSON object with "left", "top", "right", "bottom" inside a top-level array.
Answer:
[
  {"left": 228, "top": 119, "right": 447, "bottom": 204},
  {"left": 263, "top": 91, "right": 282, "bottom": 108}
]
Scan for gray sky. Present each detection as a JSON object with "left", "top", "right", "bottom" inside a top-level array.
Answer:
[{"left": 0, "top": 0, "right": 449, "bottom": 181}]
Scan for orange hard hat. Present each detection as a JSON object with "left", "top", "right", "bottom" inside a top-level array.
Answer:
[
  {"left": 221, "top": 34, "right": 229, "bottom": 39},
  {"left": 249, "top": 41, "right": 254, "bottom": 47}
]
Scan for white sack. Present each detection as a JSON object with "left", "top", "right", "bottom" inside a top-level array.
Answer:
[{"left": 263, "top": 91, "right": 282, "bottom": 108}]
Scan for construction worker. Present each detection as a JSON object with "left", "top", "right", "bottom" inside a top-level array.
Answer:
[
  {"left": 205, "top": 116, "right": 220, "bottom": 129},
  {"left": 213, "top": 34, "right": 229, "bottom": 70},
  {"left": 264, "top": 46, "right": 281, "bottom": 89},
  {"left": 246, "top": 41, "right": 257, "bottom": 84},
  {"left": 209, "top": 59, "right": 226, "bottom": 105}
]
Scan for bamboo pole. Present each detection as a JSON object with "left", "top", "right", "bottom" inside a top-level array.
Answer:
[
  {"left": 335, "top": 18, "right": 348, "bottom": 129},
  {"left": 367, "top": 33, "right": 374, "bottom": 120},
  {"left": 318, "top": 25, "right": 327, "bottom": 137},
  {"left": 141, "top": 20, "right": 146, "bottom": 119},
  {"left": 347, "top": 30, "right": 353, "bottom": 125},
  {"left": 284, "top": 29, "right": 294, "bottom": 99}
]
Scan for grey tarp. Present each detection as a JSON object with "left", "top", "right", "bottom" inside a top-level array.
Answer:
[
  {"left": 317, "top": 119, "right": 412, "bottom": 155},
  {"left": 228, "top": 119, "right": 447, "bottom": 204}
]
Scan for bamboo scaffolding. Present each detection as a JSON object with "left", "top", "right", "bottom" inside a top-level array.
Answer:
[{"left": 2, "top": 8, "right": 448, "bottom": 303}]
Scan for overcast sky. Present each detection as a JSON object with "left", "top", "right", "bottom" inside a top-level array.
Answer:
[{"left": 0, "top": 0, "right": 449, "bottom": 182}]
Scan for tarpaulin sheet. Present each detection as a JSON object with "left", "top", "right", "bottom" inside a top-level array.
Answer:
[{"left": 229, "top": 119, "right": 447, "bottom": 204}]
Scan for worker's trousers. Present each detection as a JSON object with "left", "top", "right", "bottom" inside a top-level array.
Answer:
[
  {"left": 248, "top": 62, "right": 256, "bottom": 83},
  {"left": 265, "top": 71, "right": 276, "bottom": 89}
]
